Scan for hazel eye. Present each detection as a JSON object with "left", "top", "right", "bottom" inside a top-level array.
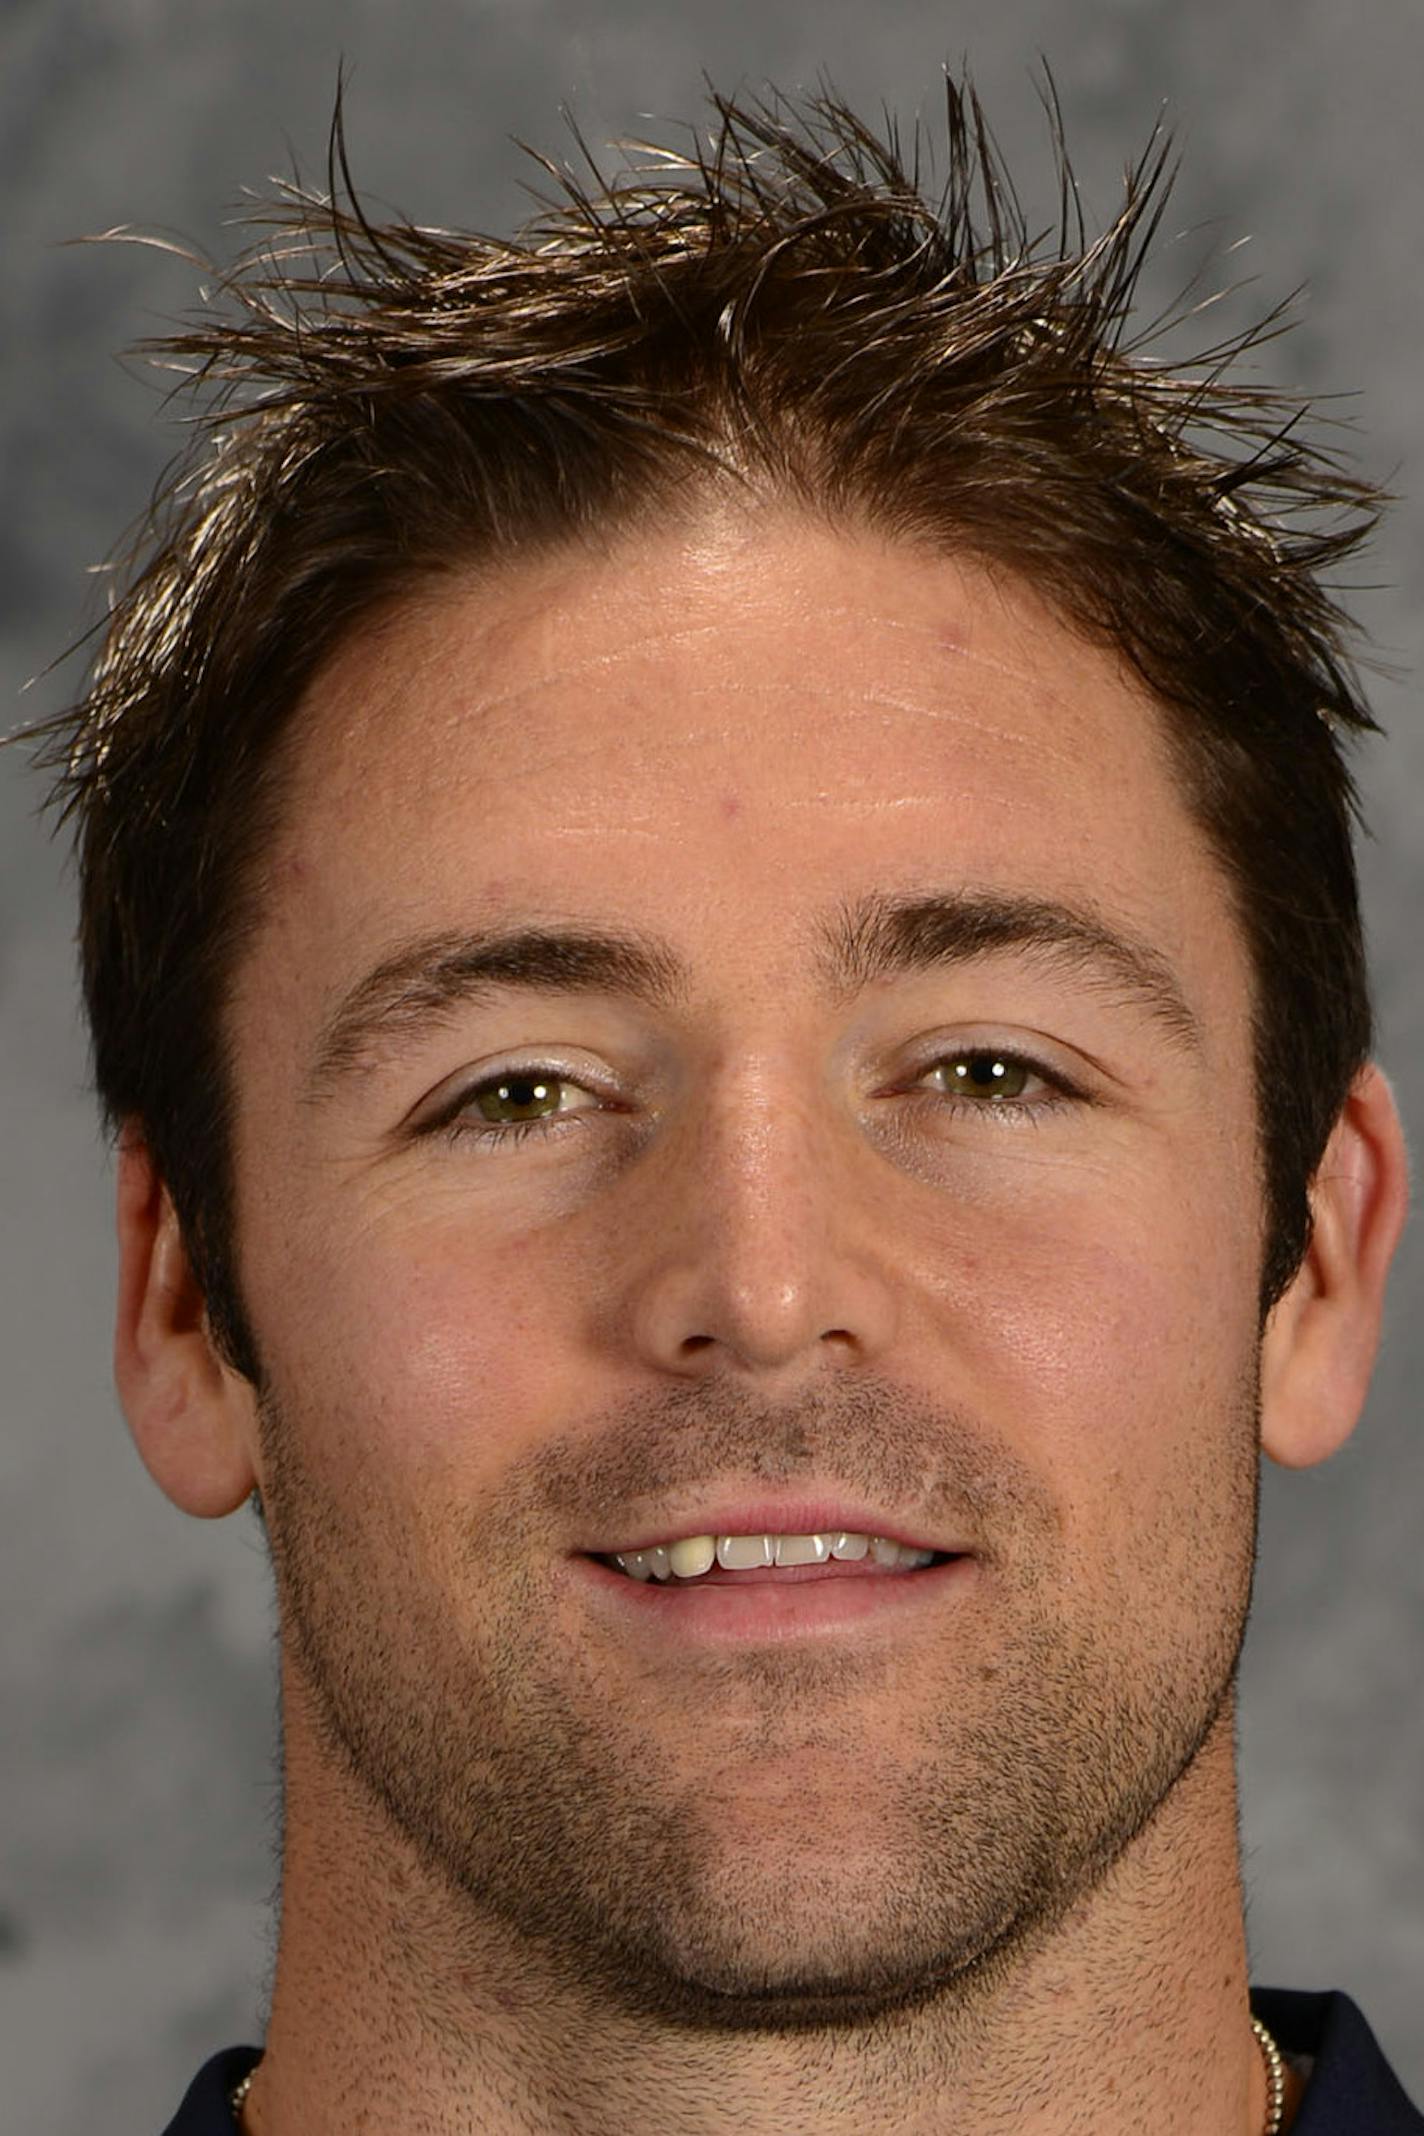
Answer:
[
  {"left": 469, "top": 1073, "right": 597, "bottom": 1124},
  {"left": 921, "top": 1052, "right": 1036, "bottom": 1101}
]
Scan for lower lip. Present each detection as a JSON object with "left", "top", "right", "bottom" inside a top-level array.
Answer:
[{"left": 569, "top": 1553, "right": 978, "bottom": 1645}]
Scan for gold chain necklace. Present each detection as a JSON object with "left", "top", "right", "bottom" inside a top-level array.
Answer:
[
  {"left": 229, "top": 2014, "right": 1288, "bottom": 2131},
  {"left": 1253, "top": 2014, "right": 1288, "bottom": 2135}
]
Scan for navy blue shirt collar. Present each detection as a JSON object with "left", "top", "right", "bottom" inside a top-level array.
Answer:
[{"left": 1251, "top": 1989, "right": 1423, "bottom": 2133}]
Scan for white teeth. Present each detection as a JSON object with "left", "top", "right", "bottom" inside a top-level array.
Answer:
[
  {"left": 774, "top": 1533, "right": 831, "bottom": 1566},
  {"left": 717, "top": 1534, "right": 775, "bottom": 1570},
  {"left": 610, "top": 1530, "right": 940, "bottom": 1579}
]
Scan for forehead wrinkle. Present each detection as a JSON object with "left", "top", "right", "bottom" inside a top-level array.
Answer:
[
  {"left": 435, "top": 680, "right": 1088, "bottom": 792},
  {"left": 775, "top": 789, "right": 1061, "bottom": 817},
  {"left": 683, "top": 684, "right": 1091, "bottom": 776},
  {"left": 426, "top": 598, "right": 1068, "bottom": 733},
  {"left": 433, "top": 618, "right": 761, "bottom": 725}
]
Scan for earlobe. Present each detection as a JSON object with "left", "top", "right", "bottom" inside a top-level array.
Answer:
[
  {"left": 114, "top": 1131, "right": 259, "bottom": 1516},
  {"left": 1260, "top": 1064, "right": 1411, "bottom": 1470}
]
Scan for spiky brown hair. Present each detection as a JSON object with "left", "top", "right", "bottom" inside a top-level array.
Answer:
[{"left": 31, "top": 77, "right": 1383, "bottom": 1379}]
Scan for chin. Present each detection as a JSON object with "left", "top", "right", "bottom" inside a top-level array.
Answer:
[{"left": 573, "top": 1852, "right": 1033, "bottom": 2035}]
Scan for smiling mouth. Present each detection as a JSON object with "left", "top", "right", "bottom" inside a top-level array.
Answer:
[{"left": 595, "top": 1531, "right": 958, "bottom": 1583}]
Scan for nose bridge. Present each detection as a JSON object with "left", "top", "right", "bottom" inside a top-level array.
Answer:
[{"left": 623, "top": 1046, "right": 897, "bottom": 1377}]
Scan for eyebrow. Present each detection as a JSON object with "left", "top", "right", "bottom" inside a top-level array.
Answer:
[{"left": 303, "top": 888, "right": 1202, "bottom": 1103}]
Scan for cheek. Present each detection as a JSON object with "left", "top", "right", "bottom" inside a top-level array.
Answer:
[
  {"left": 249, "top": 1210, "right": 581, "bottom": 1487},
  {"left": 907, "top": 1160, "right": 1262, "bottom": 1507},
  {"left": 919, "top": 1215, "right": 1261, "bottom": 1645}
]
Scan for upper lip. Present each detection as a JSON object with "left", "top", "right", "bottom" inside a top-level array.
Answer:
[{"left": 583, "top": 1496, "right": 972, "bottom": 1557}]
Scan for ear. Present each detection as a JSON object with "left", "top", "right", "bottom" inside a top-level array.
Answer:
[
  {"left": 1260, "top": 1063, "right": 1411, "bottom": 1469},
  {"left": 114, "top": 1129, "right": 260, "bottom": 1516}
]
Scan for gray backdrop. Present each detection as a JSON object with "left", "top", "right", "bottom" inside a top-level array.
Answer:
[{"left": 3, "top": 4, "right": 1420, "bottom": 2131}]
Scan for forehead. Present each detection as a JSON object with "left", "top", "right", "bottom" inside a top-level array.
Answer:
[{"left": 254, "top": 513, "right": 1244, "bottom": 1017}]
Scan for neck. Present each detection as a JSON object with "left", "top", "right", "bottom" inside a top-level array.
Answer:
[{"left": 245, "top": 1682, "right": 1295, "bottom": 2136}]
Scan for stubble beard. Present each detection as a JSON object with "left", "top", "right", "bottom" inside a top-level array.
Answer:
[{"left": 255, "top": 1371, "right": 1260, "bottom": 2037}]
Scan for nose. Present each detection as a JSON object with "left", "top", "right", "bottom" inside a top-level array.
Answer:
[{"left": 618, "top": 1063, "right": 900, "bottom": 1384}]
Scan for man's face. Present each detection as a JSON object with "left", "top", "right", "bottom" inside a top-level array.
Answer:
[{"left": 228, "top": 516, "right": 1264, "bottom": 2024}]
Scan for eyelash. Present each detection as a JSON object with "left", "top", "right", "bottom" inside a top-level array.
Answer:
[{"left": 424, "top": 1046, "right": 1082, "bottom": 1150}]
